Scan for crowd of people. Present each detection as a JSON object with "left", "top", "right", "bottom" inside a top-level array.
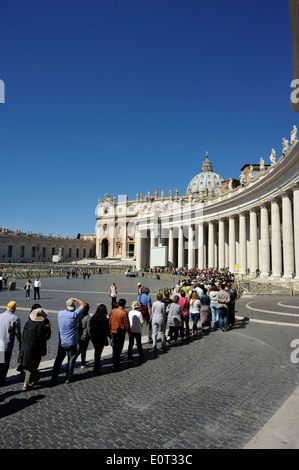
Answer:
[{"left": 0, "top": 270, "right": 237, "bottom": 391}]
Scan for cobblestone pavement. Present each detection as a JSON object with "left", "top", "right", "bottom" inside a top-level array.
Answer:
[{"left": 1, "top": 275, "right": 299, "bottom": 453}]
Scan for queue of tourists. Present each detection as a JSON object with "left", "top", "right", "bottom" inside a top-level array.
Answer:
[{"left": 0, "top": 271, "right": 237, "bottom": 391}]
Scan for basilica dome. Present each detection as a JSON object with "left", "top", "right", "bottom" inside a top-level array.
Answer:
[{"left": 186, "top": 153, "right": 223, "bottom": 194}]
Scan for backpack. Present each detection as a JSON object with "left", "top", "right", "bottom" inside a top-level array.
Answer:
[{"left": 138, "top": 295, "right": 150, "bottom": 321}]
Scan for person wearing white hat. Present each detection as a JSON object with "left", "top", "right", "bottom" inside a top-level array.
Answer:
[{"left": 0, "top": 301, "right": 21, "bottom": 386}]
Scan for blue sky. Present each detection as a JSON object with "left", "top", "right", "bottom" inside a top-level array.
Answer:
[{"left": 0, "top": 0, "right": 297, "bottom": 237}]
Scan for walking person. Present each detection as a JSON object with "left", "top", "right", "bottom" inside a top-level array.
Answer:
[
  {"left": 151, "top": 294, "right": 166, "bottom": 352},
  {"left": 127, "top": 301, "right": 144, "bottom": 361},
  {"left": 19, "top": 306, "right": 51, "bottom": 391},
  {"left": 109, "top": 299, "right": 131, "bottom": 370},
  {"left": 33, "top": 278, "right": 41, "bottom": 299},
  {"left": 74, "top": 303, "right": 91, "bottom": 369},
  {"left": 0, "top": 302, "right": 22, "bottom": 387},
  {"left": 51, "top": 297, "right": 86, "bottom": 385},
  {"left": 166, "top": 295, "right": 182, "bottom": 344},
  {"left": 189, "top": 291, "right": 201, "bottom": 336},
  {"left": 89, "top": 304, "right": 111, "bottom": 375},
  {"left": 217, "top": 283, "right": 231, "bottom": 332},
  {"left": 24, "top": 279, "right": 32, "bottom": 300},
  {"left": 178, "top": 291, "right": 190, "bottom": 339},
  {"left": 110, "top": 282, "right": 117, "bottom": 310}
]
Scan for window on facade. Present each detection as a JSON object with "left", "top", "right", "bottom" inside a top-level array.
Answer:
[
  {"left": 69, "top": 248, "right": 72, "bottom": 257},
  {"left": 76, "top": 248, "right": 79, "bottom": 257},
  {"left": 20, "top": 246, "right": 25, "bottom": 257},
  {"left": 8, "top": 246, "right": 13, "bottom": 257},
  {"left": 83, "top": 249, "right": 86, "bottom": 257},
  {"left": 32, "top": 247, "right": 36, "bottom": 258},
  {"left": 52, "top": 247, "right": 55, "bottom": 256},
  {"left": 42, "top": 247, "right": 46, "bottom": 258}
]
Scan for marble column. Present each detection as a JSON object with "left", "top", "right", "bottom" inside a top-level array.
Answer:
[
  {"left": 168, "top": 226, "right": 174, "bottom": 267},
  {"left": 136, "top": 228, "right": 147, "bottom": 270},
  {"left": 188, "top": 225, "right": 195, "bottom": 269},
  {"left": 218, "top": 219, "right": 225, "bottom": 270},
  {"left": 294, "top": 186, "right": 299, "bottom": 279},
  {"left": 260, "top": 204, "right": 270, "bottom": 277},
  {"left": 249, "top": 209, "right": 258, "bottom": 274},
  {"left": 197, "top": 221, "right": 204, "bottom": 269},
  {"left": 282, "top": 192, "right": 294, "bottom": 279},
  {"left": 178, "top": 225, "right": 184, "bottom": 267},
  {"left": 229, "top": 216, "right": 236, "bottom": 273},
  {"left": 239, "top": 212, "right": 247, "bottom": 274},
  {"left": 208, "top": 221, "right": 214, "bottom": 268},
  {"left": 271, "top": 198, "right": 282, "bottom": 278}
]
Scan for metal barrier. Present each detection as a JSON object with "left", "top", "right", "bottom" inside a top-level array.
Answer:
[{"left": 233, "top": 280, "right": 299, "bottom": 296}]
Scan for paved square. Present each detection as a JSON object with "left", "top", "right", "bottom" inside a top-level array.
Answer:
[{"left": 1, "top": 273, "right": 299, "bottom": 450}]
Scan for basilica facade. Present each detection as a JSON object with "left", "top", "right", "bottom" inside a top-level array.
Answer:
[{"left": 95, "top": 126, "right": 299, "bottom": 279}]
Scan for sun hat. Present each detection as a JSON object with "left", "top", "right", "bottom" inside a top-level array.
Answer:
[
  {"left": 131, "top": 301, "right": 140, "bottom": 308},
  {"left": 7, "top": 301, "right": 16, "bottom": 312},
  {"left": 66, "top": 298, "right": 75, "bottom": 311},
  {"left": 29, "top": 308, "right": 48, "bottom": 322}
]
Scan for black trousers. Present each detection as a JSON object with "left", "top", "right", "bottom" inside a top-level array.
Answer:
[{"left": 34, "top": 287, "right": 40, "bottom": 299}]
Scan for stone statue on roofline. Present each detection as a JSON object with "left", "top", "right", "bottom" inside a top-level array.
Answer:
[
  {"left": 282, "top": 138, "right": 289, "bottom": 155},
  {"left": 270, "top": 148, "right": 276, "bottom": 165},
  {"left": 248, "top": 165, "right": 254, "bottom": 181},
  {"left": 291, "top": 125, "right": 298, "bottom": 145},
  {"left": 260, "top": 157, "right": 265, "bottom": 172}
]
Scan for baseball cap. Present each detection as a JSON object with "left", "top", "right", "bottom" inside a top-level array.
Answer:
[
  {"left": 7, "top": 301, "right": 17, "bottom": 312},
  {"left": 66, "top": 298, "right": 75, "bottom": 311}
]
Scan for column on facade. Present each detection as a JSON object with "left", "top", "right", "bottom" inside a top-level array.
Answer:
[
  {"left": 188, "top": 224, "right": 195, "bottom": 269},
  {"left": 294, "top": 186, "right": 299, "bottom": 279},
  {"left": 178, "top": 225, "right": 184, "bottom": 267},
  {"left": 282, "top": 192, "right": 295, "bottom": 279},
  {"left": 168, "top": 226, "right": 174, "bottom": 267},
  {"left": 218, "top": 218, "right": 225, "bottom": 270},
  {"left": 239, "top": 212, "right": 247, "bottom": 274},
  {"left": 228, "top": 216, "right": 236, "bottom": 273},
  {"left": 224, "top": 220, "right": 229, "bottom": 268},
  {"left": 208, "top": 221, "right": 214, "bottom": 268},
  {"left": 249, "top": 209, "right": 258, "bottom": 274},
  {"left": 197, "top": 221, "right": 204, "bottom": 269},
  {"left": 271, "top": 198, "right": 282, "bottom": 278},
  {"left": 259, "top": 204, "right": 270, "bottom": 277},
  {"left": 136, "top": 227, "right": 147, "bottom": 270}
]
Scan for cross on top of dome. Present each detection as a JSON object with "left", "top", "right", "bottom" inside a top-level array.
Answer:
[{"left": 202, "top": 152, "right": 213, "bottom": 172}]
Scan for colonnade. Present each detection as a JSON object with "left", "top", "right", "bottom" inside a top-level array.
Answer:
[{"left": 136, "top": 187, "right": 299, "bottom": 280}]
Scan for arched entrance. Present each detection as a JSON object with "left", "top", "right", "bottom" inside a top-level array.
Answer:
[{"left": 101, "top": 239, "right": 109, "bottom": 258}]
